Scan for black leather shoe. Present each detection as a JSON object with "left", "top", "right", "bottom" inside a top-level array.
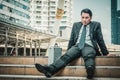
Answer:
[
  {"left": 86, "top": 66, "right": 94, "bottom": 79},
  {"left": 35, "top": 63, "right": 52, "bottom": 77}
]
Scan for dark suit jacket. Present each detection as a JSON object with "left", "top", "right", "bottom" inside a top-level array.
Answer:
[{"left": 67, "top": 21, "right": 109, "bottom": 56}]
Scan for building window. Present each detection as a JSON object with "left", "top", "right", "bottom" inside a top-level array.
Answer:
[
  {"left": 64, "top": 11, "right": 67, "bottom": 14},
  {"left": 36, "top": 21, "right": 41, "bottom": 24},
  {"left": 3, "top": 0, "right": 10, "bottom": 2},
  {"left": 50, "top": 6, "right": 55, "bottom": 10},
  {"left": 9, "top": 8, "right": 12, "bottom": 12},
  {"left": 36, "top": 11, "right": 41, "bottom": 13},
  {"left": 37, "top": 6, "right": 41, "bottom": 9},
  {"left": 0, "top": 4, "right": 3, "bottom": 9},
  {"left": 65, "top": 1, "right": 68, "bottom": 4},
  {"left": 61, "top": 21, "right": 66, "bottom": 24},
  {"left": 50, "top": 21, "right": 54, "bottom": 24},
  {"left": 3, "top": 5, "right": 8, "bottom": 11},
  {"left": 36, "top": 16, "right": 41, "bottom": 19},
  {"left": 50, "top": 1, "right": 55, "bottom": 5},
  {"left": 9, "top": 17, "right": 15, "bottom": 22},
  {"left": 11, "top": 8, "right": 30, "bottom": 19},
  {"left": 50, "top": 11, "right": 55, "bottom": 15},
  {"left": 3, "top": 14, "right": 9, "bottom": 20},
  {"left": 23, "top": 0, "right": 30, "bottom": 3},
  {"left": 23, "top": 5, "right": 28, "bottom": 10},
  {"left": 36, "top": 1, "right": 42, "bottom": 4},
  {"left": 63, "top": 16, "right": 67, "bottom": 19},
  {"left": 60, "top": 30, "right": 62, "bottom": 37},
  {"left": 0, "top": 14, "right": 5, "bottom": 19},
  {"left": 50, "top": 16, "right": 55, "bottom": 19}
]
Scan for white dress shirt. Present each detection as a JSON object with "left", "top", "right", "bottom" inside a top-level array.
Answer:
[{"left": 76, "top": 25, "right": 93, "bottom": 47}]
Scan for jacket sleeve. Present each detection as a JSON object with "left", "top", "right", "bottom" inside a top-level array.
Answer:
[
  {"left": 96, "top": 22, "right": 109, "bottom": 55},
  {"left": 67, "top": 23, "right": 76, "bottom": 50}
]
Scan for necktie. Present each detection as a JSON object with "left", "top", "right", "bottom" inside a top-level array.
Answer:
[{"left": 78, "top": 25, "right": 86, "bottom": 49}]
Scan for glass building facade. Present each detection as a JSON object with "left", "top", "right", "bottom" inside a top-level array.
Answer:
[
  {"left": 111, "top": 0, "right": 120, "bottom": 44},
  {"left": 0, "top": 0, "right": 30, "bottom": 27}
]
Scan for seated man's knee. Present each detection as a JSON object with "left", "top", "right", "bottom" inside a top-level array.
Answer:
[
  {"left": 61, "top": 54, "right": 72, "bottom": 63},
  {"left": 83, "top": 54, "right": 95, "bottom": 61}
]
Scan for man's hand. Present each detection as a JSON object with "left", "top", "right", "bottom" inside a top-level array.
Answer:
[{"left": 107, "top": 54, "right": 116, "bottom": 56}]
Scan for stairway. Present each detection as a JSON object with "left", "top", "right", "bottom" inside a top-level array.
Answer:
[{"left": 0, "top": 56, "right": 120, "bottom": 80}]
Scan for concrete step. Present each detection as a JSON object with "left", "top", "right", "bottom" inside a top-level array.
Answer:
[
  {"left": 0, "top": 56, "right": 120, "bottom": 78},
  {"left": 0, "top": 75, "right": 120, "bottom": 80},
  {"left": 0, "top": 56, "right": 48, "bottom": 65},
  {"left": 0, "top": 56, "right": 120, "bottom": 66},
  {"left": 0, "top": 64, "right": 120, "bottom": 77}
]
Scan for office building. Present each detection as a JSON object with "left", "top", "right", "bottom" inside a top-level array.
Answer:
[
  {"left": 111, "top": 0, "right": 120, "bottom": 44},
  {"left": 0, "top": 0, "right": 30, "bottom": 27},
  {"left": 30, "top": 0, "right": 73, "bottom": 39}
]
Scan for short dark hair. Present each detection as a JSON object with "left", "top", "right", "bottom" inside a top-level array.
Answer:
[{"left": 81, "top": 8, "right": 92, "bottom": 17}]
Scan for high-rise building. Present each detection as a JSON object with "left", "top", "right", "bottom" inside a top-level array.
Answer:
[
  {"left": 0, "top": 0, "right": 30, "bottom": 27},
  {"left": 30, "top": 0, "right": 73, "bottom": 39},
  {"left": 111, "top": 0, "right": 120, "bottom": 44},
  {"left": 117, "top": 10, "right": 120, "bottom": 44}
]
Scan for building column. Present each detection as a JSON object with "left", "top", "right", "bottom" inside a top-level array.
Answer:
[
  {"left": 24, "top": 33, "right": 26, "bottom": 56},
  {"left": 4, "top": 28, "right": 8, "bottom": 56},
  {"left": 34, "top": 41, "right": 37, "bottom": 56},
  {"left": 15, "top": 34, "right": 18, "bottom": 56},
  {"left": 38, "top": 40, "right": 41, "bottom": 56},
  {"left": 30, "top": 38, "right": 32, "bottom": 56}
]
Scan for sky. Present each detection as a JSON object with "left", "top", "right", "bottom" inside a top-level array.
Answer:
[{"left": 73, "top": 0, "right": 111, "bottom": 44}]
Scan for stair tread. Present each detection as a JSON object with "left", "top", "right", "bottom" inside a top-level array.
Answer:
[
  {"left": 0, "top": 64, "right": 120, "bottom": 77},
  {"left": 0, "top": 64, "right": 120, "bottom": 69},
  {"left": 0, "top": 56, "right": 120, "bottom": 66},
  {"left": 0, "top": 75, "right": 120, "bottom": 80},
  {"left": 0, "top": 56, "right": 120, "bottom": 78}
]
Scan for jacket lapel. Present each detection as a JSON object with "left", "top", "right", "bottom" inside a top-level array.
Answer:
[
  {"left": 76, "top": 22, "right": 82, "bottom": 36},
  {"left": 89, "top": 22, "right": 93, "bottom": 35}
]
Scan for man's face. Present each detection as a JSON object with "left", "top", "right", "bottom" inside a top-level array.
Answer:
[{"left": 81, "top": 12, "right": 92, "bottom": 25}]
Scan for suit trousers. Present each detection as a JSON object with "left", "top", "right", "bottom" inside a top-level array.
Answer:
[{"left": 49, "top": 44, "right": 96, "bottom": 74}]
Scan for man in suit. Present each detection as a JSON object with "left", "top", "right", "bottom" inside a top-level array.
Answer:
[{"left": 35, "top": 8, "right": 113, "bottom": 79}]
